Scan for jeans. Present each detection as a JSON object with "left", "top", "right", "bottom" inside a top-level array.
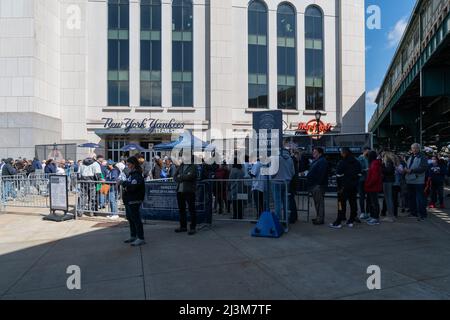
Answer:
[
  {"left": 430, "top": 182, "right": 444, "bottom": 206},
  {"left": 99, "top": 193, "right": 105, "bottom": 208},
  {"left": 311, "top": 185, "right": 325, "bottom": 222},
  {"left": 125, "top": 203, "right": 144, "bottom": 240},
  {"left": 358, "top": 180, "right": 368, "bottom": 214},
  {"left": 367, "top": 192, "right": 380, "bottom": 220},
  {"left": 177, "top": 192, "right": 196, "bottom": 230},
  {"left": 337, "top": 186, "right": 358, "bottom": 223},
  {"left": 383, "top": 182, "right": 395, "bottom": 218},
  {"left": 407, "top": 184, "right": 427, "bottom": 219},
  {"left": 272, "top": 182, "right": 288, "bottom": 220},
  {"left": 1, "top": 181, "right": 17, "bottom": 203},
  {"left": 109, "top": 188, "right": 117, "bottom": 214}
]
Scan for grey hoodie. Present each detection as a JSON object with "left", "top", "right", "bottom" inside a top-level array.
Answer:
[{"left": 271, "top": 149, "right": 295, "bottom": 183}]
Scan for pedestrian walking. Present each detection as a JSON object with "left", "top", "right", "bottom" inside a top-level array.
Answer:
[
  {"left": 121, "top": 157, "right": 146, "bottom": 246},
  {"left": 306, "top": 147, "right": 329, "bottom": 226}
]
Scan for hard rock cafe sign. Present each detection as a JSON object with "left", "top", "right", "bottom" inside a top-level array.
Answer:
[{"left": 297, "top": 120, "right": 333, "bottom": 137}]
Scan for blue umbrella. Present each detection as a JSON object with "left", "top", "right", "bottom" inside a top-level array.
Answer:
[
  {"left": 78, "top": 143, "right": 102, "bottom": 148},
  {"left": 121, "top": 143, "right": 146, "bottom": 152},
  {"left": 153, "top": 135, "right": 209, "bottom": 151}
]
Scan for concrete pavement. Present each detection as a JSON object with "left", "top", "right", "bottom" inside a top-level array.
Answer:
[{"left": 1, "top": 198, "right": 450, "bottom": 300}]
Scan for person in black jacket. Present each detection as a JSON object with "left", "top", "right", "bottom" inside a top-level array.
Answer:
[
  {"left": 306, "top": 147, "right": 329, "bottom": 225},
  {"left": 121, "top": 157, "right": 146, "bottom": 247},
  {"left": 330, "top": 147, "right": 362, "bottom": 229}
]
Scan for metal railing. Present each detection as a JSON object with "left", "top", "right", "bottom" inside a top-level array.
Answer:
[
  {"left": 75, "top": 180, "right": 125, "bottom": 217},
  {"left": 0, "top": 174, "right": 50, "bottom": 209}
]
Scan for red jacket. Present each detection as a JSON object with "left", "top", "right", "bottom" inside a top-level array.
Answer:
[{"left": 365, "top": 159, "right": 383, "bottom": 193}]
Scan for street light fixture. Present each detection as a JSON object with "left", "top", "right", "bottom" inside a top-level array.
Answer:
[{"left": 315, "top": 110, "right": 322, "bottom": 135}]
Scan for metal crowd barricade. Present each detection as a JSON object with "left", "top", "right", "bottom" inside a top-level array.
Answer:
[
  {"left": 295, "top": 177, "right": 311, "bottom": 222},
  {"left": 0, "top": 174, "right": 50, "bottom": 209},
  {"left": 75, "top": 180, "right": 125, "bottom": 217},
  {"left": 205, "top": 178, "right": 299, "bottom": 232}
]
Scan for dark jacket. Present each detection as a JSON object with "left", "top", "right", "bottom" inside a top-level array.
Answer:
[
  {"left": 121, "top": 170, "right": 145, "bottom": 205},
  {"left": 365, "top": 159, "right": 383, "bottom": 193},
  {"left": 382, "top": 160, "right": 395, "bottom": 183},
  {"left": 44, "top": 163, "right": 57, "bottom": 174},
  {"left": 336, "top": 155, "right": 361, "bottom": 189},
  {"left": 307, "top": 156, "right": 329, "bottom": 188},
  {"left": 174, "top": 163, "right": 197, "bottom": 193},
  {"left": 32, "top": 160, "right": 43, "bottom": 170},
  {"left": 106, "top": 168, "right": 120, "bottom": 182},
  {"left": 428, "top": 164, "right": 447, "bottom": 184},
  {"left": 1, "top": 162, "right": 17, "bottom": 176}
]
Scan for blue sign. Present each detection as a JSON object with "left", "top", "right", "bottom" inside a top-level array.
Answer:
[
  {"left": 140, "top": 181, "right": 212, "bottom": 224},
  {"left": 253, "top": 110, "right": 283, "bottom": 157}
]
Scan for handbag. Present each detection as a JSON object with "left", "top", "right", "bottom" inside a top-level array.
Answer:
[{"left": 100, "top": 183, "right": 111, "bottom": 195}]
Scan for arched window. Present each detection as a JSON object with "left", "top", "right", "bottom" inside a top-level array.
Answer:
[
  {"left": 305, "top": 5, "right": 324, "bottom": 110},
  {"left": 141, "top": 0, "right": 161, "bottom": 106},
  {"left": 172, "top": 0, "right": 193, "bottom": 107},
  {"left": 248, "top": 0, "right": 268, "bottom": 109},
  {"left": 108, "top": 0, "right": 129, "bottom": 106},
  {"left": 277, "top": 3, "right": 296, "bottom": 110}
]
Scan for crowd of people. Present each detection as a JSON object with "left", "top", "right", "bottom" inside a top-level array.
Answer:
[{"left": 1, "top": 142, "right": 450, "bottom": 246}]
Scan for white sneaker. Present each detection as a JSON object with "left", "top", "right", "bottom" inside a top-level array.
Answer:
[
  {"left": 131, "top": 239, "right": 146, "bottom": 247},
  {"left": 109, "top": 215, "right": 119, "bottom": 220}
]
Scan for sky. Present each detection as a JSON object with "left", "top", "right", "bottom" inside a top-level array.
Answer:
[{"left": 365, "top": 0, "right": 417, "bottom": 128}]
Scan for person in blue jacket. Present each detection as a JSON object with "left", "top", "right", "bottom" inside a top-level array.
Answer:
[
  {"left": 44, "top": 160, "right": 57, "bottom": 174},
  {"left": 32, "top": 158, "right": 43, "bottom": 170},
  {"left": 106, "top": 160, "right": 121, "bottom": 218},
  {"left": 428, "top": 155, "right": 448, "bottom": 209}
]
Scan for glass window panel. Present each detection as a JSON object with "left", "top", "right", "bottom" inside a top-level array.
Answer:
[
  {"left": 151, "top": 31, "right": 161, "bottom": 41},
  {"left": 119, "top": 81, "right": 129, "bottom": 105},
  {"left": 151, "top": 41, "right": 161, "bottom": 70},
  {"left": 172, "top": 42, "right": 183, "bottom": 71},
  {"left": 141, "top": 81, "right": 151, "bottom": 106},
  {"left": 172, "top": 82, "right": 183, "bottom": 106},
  {"left": 108, "top": 81, "right": 119, "bottom": 106},
  {"left": 141, "top": 41, "right": 151, "bottom": 70},
  {"left": 151, "top": 71, "right": 161, "bottom": 81},
  {"left": 108, "top": 40, "right": 118, "bottom": 70},
  {"left": 118, "top": 71, "right": 128, "bottom": 81},
  {"left": 119, "top": 4, "right": 129, "bottom": 29},
  {"left": 108, "top": 30, "right": 119, "bottom": 39},
  {"left": 183, "top": 82, "right": 193, "bottom": 106},
  {"left": 119, "top": 40, "right": 129, "bottom": 70},
  {"left": 305, "top": 77, "right": 314, "bottom": 87},
  {"left": 172, "top": 6, "right": 182, "bottom": 31},
  {"left": 183, "top": 31, "right": 192, "bottom": 42},
  {"left": 108, "top": 71, "right": 118, "bottom": 80},
  {"left": 248, "top": 45, "right": 258, "bottom": 73},
  {"left": 141, "top": 5, "right": 151, "bottom": 30},
  {"left": 152, "top": 5, "right": 161, "bottom": 30},
  {"left": 182, "top": 72, "right": 192, "bottom": 82},
  {"left": 257, "top": 74, "right": 267, "bottom": 85},
  {"left": 183, "top": 42, "right": 193, "bottom": 71},
  {"left": 108, "top": 5, "right": 119, "bottom": 29},
  {"left": 151, "top": 81, "right": 162, "bottom": 106},
  {"left": 118, "top": 30, "right": 128, "bottom": 40},
  {"left": 141, "top": 71, "right": 151, "bottom": 81},
  {"left": 258, "top": 85, "right": 268, "bottom": 108},
  {"left": 172, "top": 31, "right": 183, "bottom": 41},
  {"left": 278, "top": 75, "right": 286, "bottom": 86},
  {"left": 141, "top": 31, "right": 151, "bottom": 40},
  {"left": 257, "top": 35, "right": 267, "bottom": 45},
  {"left": 258, "top": 45, "right": 267, "bottom": 73},
  {"left": 249, "top": 74, "right": 258, "bottom": 85},
  {"left": 173, "top": 72, "right": 183, "bottom": 82},
  {"left": 286, "top": 76, "right": 295, "bottom": 86}
]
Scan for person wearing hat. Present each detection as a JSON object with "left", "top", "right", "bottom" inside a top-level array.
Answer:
[
  {"left": 106, "top": 160, "right": 121, "bottom": 219},
  {"left": 121, "top": 157, "right": 146, "bottom": 246}
]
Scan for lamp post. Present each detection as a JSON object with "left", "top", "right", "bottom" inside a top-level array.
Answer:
[{"left": 315, "top": 110, "right": 322, "bottom": 136}]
